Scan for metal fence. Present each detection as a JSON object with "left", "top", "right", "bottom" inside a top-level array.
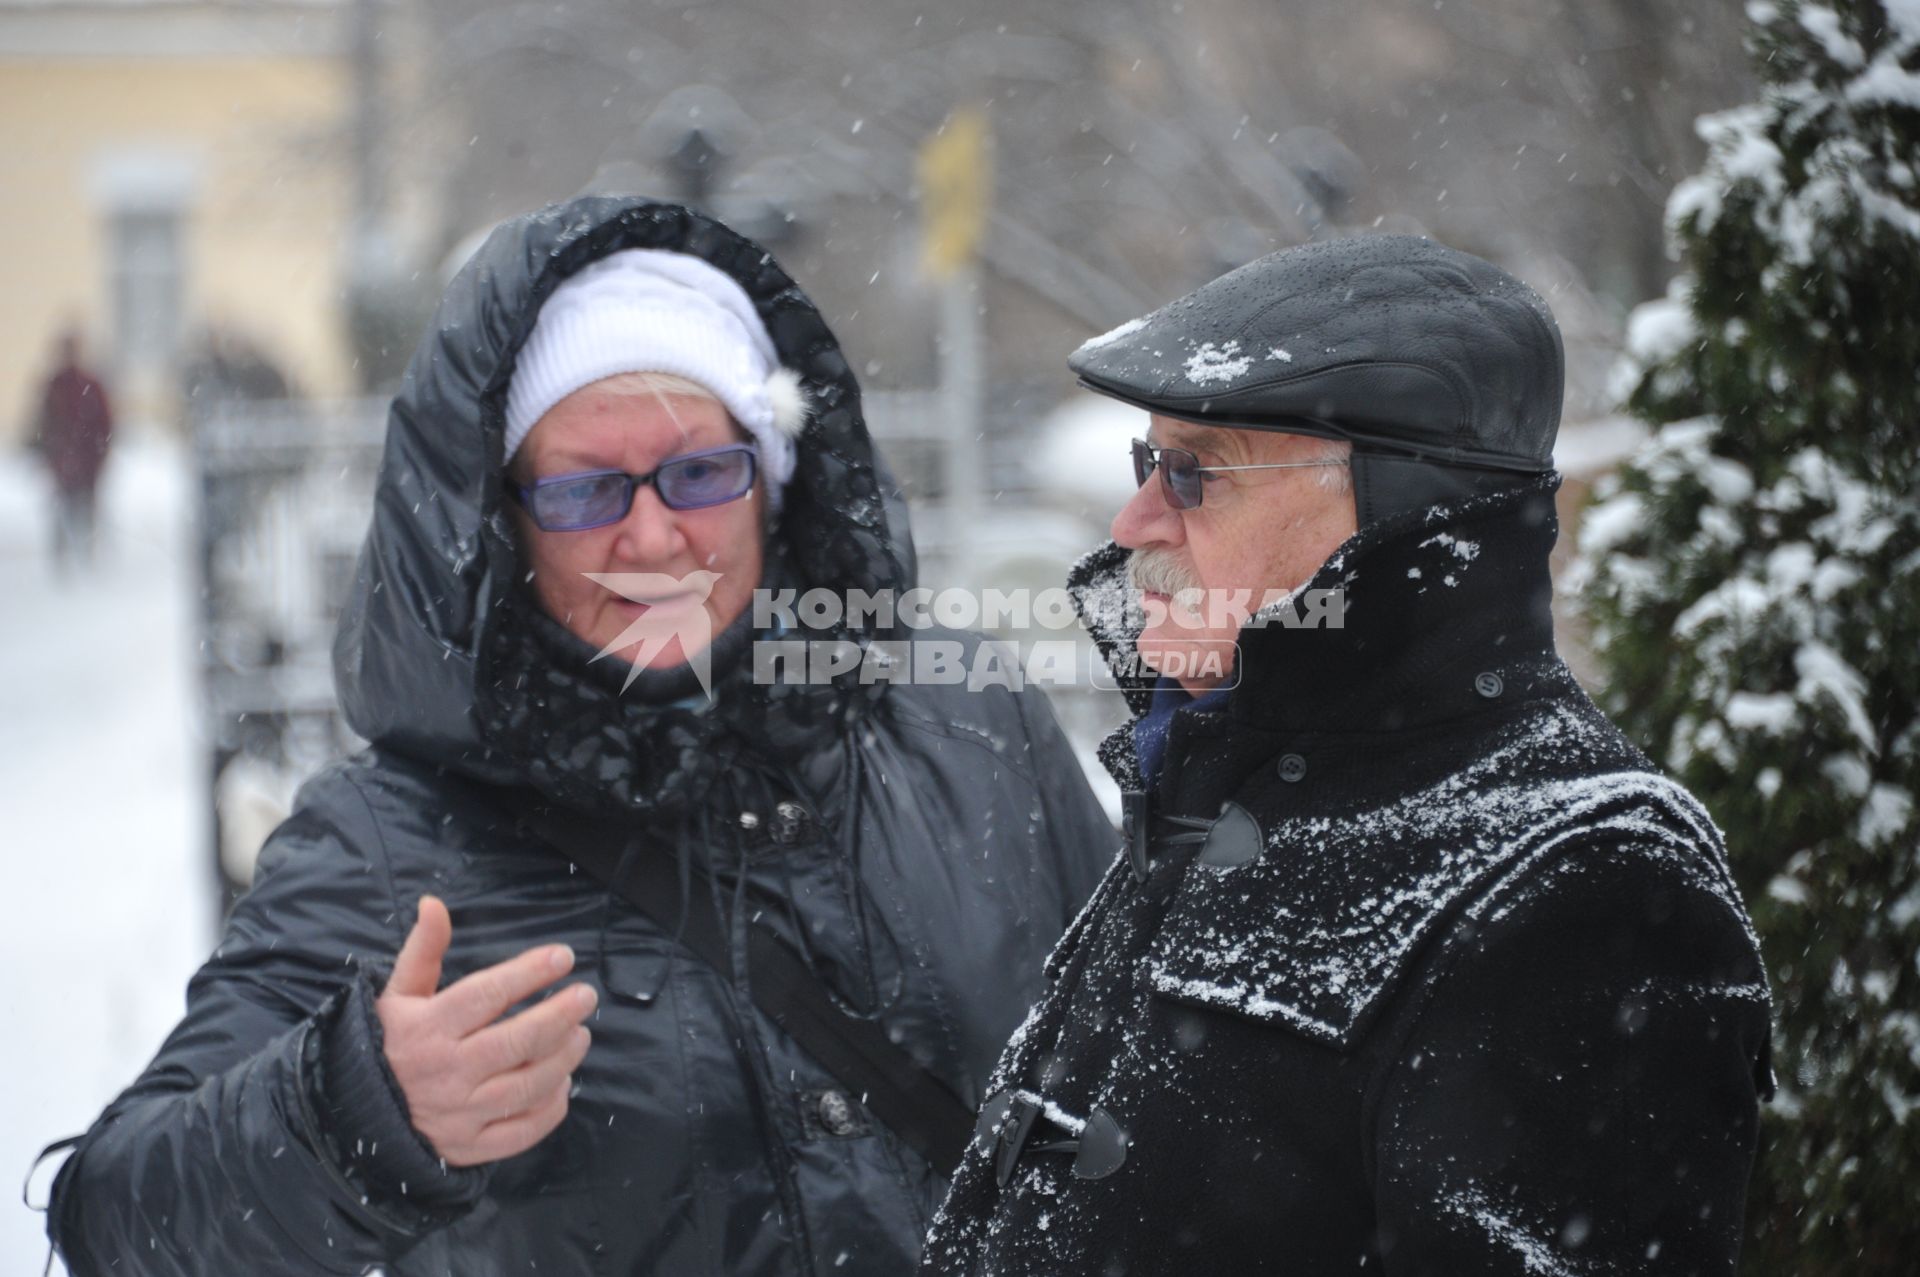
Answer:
[{"left": 193, "top": 398, "right": 386, "bottom": 908}]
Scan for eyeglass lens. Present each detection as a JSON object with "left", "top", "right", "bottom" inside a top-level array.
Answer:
[
  {"left": 1132, "top": 439, "right": 1202, "bottom": 510},
  {"left": 656, "top": 448, "right": 756, "bottom": 508},
  {"left": 529, "top": 447, "right": 756, "bottom": 530}
]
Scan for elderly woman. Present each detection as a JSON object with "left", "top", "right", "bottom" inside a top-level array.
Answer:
[{"left": 47, "top": 197, "right": 1113, "bottom": 1275}]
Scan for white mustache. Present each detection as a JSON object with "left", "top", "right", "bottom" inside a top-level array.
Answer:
[{"left": 1126, "top": 549, "right": 1203, "bottom": 599}]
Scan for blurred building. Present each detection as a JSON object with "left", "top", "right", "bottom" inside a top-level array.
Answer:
[
  {"left": 0, "top": 0, "right": 433, "bottom": 436},
  {"left": 1, "top": 0, "right": 1762, "bottom": 883}
]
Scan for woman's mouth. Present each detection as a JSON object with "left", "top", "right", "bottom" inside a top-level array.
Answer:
[{"left": 610, "top": 591, "right": 699, "bottom": 616}]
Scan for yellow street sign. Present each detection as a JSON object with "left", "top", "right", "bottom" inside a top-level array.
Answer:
[{"left": 918, "top": 107, "right": 991, "bottom": 279}]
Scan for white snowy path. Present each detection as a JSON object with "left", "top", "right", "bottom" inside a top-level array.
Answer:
[{"left": 0, "top": 437, "right": 214, "bottom": 1275}]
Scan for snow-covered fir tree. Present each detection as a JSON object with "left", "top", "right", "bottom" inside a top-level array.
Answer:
[{"left": 1573, "top": 2, "right": 1919, "bottom": 1270}]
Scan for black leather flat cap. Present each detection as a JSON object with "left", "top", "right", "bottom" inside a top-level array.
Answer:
[{"left": 1068, "top": 235, "right": 1564, "bottom": 475}]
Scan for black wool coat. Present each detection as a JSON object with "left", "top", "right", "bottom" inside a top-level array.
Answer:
[
  {"left": 922, "top": 477, "right": 1774, "bottom": 1276},
  {"left": 47, "top": 198, "right": 1115, "bottom": 1277}
]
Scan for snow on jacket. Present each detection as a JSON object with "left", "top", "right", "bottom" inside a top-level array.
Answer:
[
  {"left": 47, "top": 197, "right": 1116, "bottom": 1277},
  {"left": 921, "top": 475, "right": 1775, "bottom": 1275}
]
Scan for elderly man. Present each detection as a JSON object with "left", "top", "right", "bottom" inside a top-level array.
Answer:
[{"left": 921, "top": 237, "right": 1774, "bottom": 1275}]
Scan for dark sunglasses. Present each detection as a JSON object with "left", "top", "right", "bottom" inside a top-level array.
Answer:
[
  {"left": 512, "top": 444, "right": 758, "bottom": 531},
  {"left": 1132, "top": 437, "right": 1349, "bottom": 510}
]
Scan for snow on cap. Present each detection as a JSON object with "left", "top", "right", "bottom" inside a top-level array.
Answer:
[{"left": 504, "top": 247, "right": 808, "bottom": 501}]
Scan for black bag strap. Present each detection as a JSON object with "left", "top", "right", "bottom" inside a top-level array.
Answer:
[
  {"left": 511, "top": 800, "right": 975, "bottom": 1176},
  {"left": 25, "top": 1134, "right": 82, "bottom": 1277}
]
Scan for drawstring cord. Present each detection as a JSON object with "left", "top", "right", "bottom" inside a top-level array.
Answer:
[
  {"left": 594, "top": 818, "right": 698, "bottom": 1007},
  {"left": 588, "top": 737, "right": 908, "bottom": 1020},
  {"left": 739, "top": 761, "right": 879, "bottom": 1014},
  {"left": 770, "top": 744, "right": 906, "bottom": 1021},
  {"left": 836, "top": 740, "right": 882, "bottom": 1010},
  {"left": 831, "top": 739, "right": 907, "bottom": 1018}
]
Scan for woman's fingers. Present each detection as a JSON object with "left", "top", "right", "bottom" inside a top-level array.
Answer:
[
  {"left": 378, "top": 921, "right": 596, "bottom": 1166},
  {"left": 463, "top": 982, "right": 597, "bottom": 1076},
  {"left": 455, "top": 1074, "right": 575, "bottom": 1167},
  {"left": 435, "top": 941, "right": 576, "bottom": 1037},
  {"left": 468, "top": 1025, "right": 591, "bottom": 1124},
  {"left": 385, "top": 895, "right": 452, "bottom": 999}
]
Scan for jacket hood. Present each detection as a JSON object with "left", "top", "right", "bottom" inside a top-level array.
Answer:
[{"left": 332, "top": 196, "right": 913, "bottom": 810}]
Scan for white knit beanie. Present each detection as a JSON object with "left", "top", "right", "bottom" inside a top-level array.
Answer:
[{"left": 504, "top": 247, "right": 808, "bottom": 501}]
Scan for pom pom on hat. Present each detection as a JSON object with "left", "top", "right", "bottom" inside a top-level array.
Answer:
[
  {"left": 504, "top": 248, "right": 809, "bottom": 503},
  {"left": 765, "top": 367, "right": 810, "bottom": 438}
]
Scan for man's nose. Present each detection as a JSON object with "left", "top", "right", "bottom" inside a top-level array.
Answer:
[
  {"left": 612, "top": 482, "right": 686, "bottom": 563},
  {"left": 1111, "top": 472, "right": 1183, "bottom": 549}
]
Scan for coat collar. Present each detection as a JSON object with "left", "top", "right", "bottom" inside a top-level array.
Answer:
[
  {"left": 1051, "top": 473, "right": 1758, "bottom": 1054},
  {"left": 1230, "top": 473, "right": 1561, "bottom": 733},
  {"left": 1141, "top": 694, "right": 1739, "bottom": 1049},
  {"left": 1068, "top": 472, "right": 1564, "bottom": 791}
]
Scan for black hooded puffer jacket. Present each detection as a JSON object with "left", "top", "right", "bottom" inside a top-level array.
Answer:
[{"left": 47, "top": 197, "right": 1116, "bottom": 1276}]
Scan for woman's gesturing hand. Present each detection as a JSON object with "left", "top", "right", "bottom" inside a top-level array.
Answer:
[{"left": 374, "top": 895, "right": 597, "bottom": 1167}]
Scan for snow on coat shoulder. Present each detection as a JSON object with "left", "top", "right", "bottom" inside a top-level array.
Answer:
[{"left": 1144, "top": 692, "right": 1764, "bottom": 1048}]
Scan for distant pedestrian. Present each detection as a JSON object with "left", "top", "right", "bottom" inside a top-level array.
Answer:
[{"left": 33, "top": 329, "right": 114, "bottom": 573}]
